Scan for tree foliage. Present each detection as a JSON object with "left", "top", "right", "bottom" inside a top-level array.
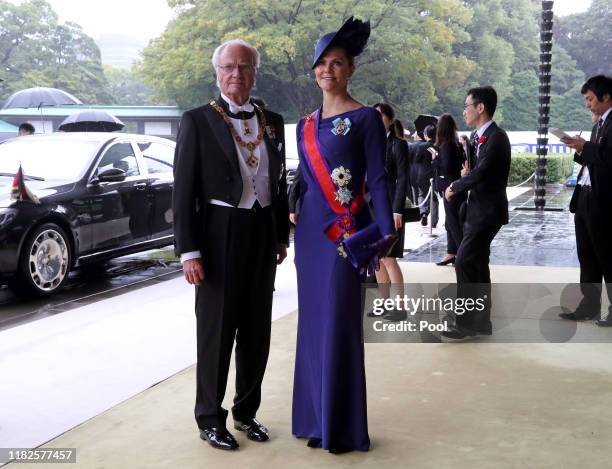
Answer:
[
  {"left": 0, "top": 0, "right": 112, "bottom": 104},
  {"left": 104, "top": 65, "right": 161, "bottom": 106},
  {"left": 554, "top": 0, "right": 612, "bottom": 78},
  {"left": 139, "top": 0, "right": 475, "bottom": 121}
]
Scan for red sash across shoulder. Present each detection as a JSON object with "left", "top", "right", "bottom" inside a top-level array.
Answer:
[{"left": 301, "top": 111, "right": 365, "bottom": 243}]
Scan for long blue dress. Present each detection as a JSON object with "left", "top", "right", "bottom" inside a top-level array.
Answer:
[{"left": 292, "top": 106, "right": 395, "bottom": 452}]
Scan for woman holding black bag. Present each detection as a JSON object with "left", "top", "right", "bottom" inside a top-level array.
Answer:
[{"left": 432, "top": 113, "right": 466, "bottom": 266}]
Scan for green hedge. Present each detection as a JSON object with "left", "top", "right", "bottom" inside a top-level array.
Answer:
[{"left": 509, "top": 153, "right": 574, "bottom": 184}]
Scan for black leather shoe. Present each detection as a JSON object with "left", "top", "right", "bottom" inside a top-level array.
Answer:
[
  {"left": 420, "top": 214, "right": 428, "bottom": 226},
  {"left": 558, "top": 312, "right": 597, "bottom": 321},
  {"left": 199, "top": 427, "right": 239, "bottom": 450},
  {"left": 383, "top": 309, "right": 408, "bottom": 322},
  {"left": 436, "top": 256, "right": 456, "bottom": 266},
  {"left": 307, "top": 437, "right": 322, "bottom": 448},
  {"left": 442, "top": 325, "right": 491, "bottom": 341},
  {"left": 596, "top": 318, "right": 612, "bottom": 327},
  {"left": 234, "top": 418, "right": 269, "bottom": 442}
]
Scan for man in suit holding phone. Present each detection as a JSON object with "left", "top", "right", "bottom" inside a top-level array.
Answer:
[
  {"left": 443, "top": 86, "right": 511, "bottom": 339},
  {"left": 560, "top": 75, "right": 612, "bottom": 326},
  {"left": 173, "top": 39, "right": 289, "bottom": 450}
]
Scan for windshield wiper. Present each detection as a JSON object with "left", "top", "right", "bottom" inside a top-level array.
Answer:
[{"left": 0, "top": 172, "right": 45, "bottom": 181}]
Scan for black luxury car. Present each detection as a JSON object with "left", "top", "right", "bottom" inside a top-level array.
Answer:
[{"left": 0, "top": 133, "right": 175, "bottom": 296}]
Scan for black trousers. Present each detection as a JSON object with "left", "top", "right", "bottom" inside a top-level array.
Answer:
[
  {"left": 574, "top": 187, "right": 612, "bottom": 317},
  {"left": 418, "top": 182, "right": 439, "bottom": 226},
  {"left": 194, "top": 203, "right": 277, "bottom": 429},
  {"left": 454, "top": 222, "right": 501, "bottom": 331},
  {"left": 443, "top": 193, "right": 466, "bottom": 255}
]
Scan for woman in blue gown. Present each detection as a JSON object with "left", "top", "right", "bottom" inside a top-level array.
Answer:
[{"left": 291, "top": 17, "right": 396, "bottom": 453}]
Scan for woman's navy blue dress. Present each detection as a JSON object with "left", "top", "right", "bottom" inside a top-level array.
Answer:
[{"left": 292, "top": 107, "right": 395, "bottom": 451}]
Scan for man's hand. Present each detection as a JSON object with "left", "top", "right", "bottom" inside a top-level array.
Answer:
[
  {"left": 460, "top": 161, "right": 470, "bottom": 177},
  {"left": 445, "top": 186, "right": 454, "bottom": 202},
  {"left": 393, "top": 213, "right": 403, "bottom": 230},
  {"left": 289, "top": 213, "right": 298, "bottom": 225},
  {"left": 183, "top": 258, "right": 205, "bottom": 285},
  {"left": 561, "top": 135, "right": 586, "bottom": 153},
  {"left": 276, "top": 244, "right": 288, "bottom": 265}
]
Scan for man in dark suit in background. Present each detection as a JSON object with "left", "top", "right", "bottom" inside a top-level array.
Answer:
[
  {"left": 173, "top": 39, "right": 289, "bottom": 450},
  {"left": 443, "top": 86, "right": 511, "bottom": 339},
  {"left": 560, "top": 75, "right": 612, "bottom": 326}
]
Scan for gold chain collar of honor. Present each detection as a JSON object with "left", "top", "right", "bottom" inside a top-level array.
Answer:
[{"left": 210, "top": 100, "right": 267, "bottom": 168}]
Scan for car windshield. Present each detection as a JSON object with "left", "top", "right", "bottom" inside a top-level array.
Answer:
[{"left": 0, "top": 138, "right": 100, "bottom": 180}]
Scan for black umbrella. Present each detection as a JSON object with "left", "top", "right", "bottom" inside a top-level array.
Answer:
[
  {"left": 1, "top": 87, "right": 82, "bottom": 109},
  {"left": 413, "top": 114, "right": 439, "bottom": 139},
  {"left": 58, "top": 110, "right": 125, "bottom": 132}
]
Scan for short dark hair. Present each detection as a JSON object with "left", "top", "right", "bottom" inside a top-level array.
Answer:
[
  {"left": 467, "top": 85, "right": 498, "bottom": 117},
  {"left": 424, "top": 124, "right": 436, "bottom": 140},
  {"left": 373, "top": 102, "right": 395, "bottom": 121},
  {"left": 18, "top": 122, "right": 35, "bottom": 134},
  {"left": 581, "top": 75, "right": 612, "bottom": 101}
]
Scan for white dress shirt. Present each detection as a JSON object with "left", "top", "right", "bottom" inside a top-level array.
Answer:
[{"left": 578, "top": 107, "right": 611, "bottom": 187}]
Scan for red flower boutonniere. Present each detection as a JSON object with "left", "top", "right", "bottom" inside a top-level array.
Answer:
[
  {"left": 265, "top": 125, "right": 277, "bottom": 140},
  {"left": 479, "top": 135, "right": 488, "bottom": 145}
]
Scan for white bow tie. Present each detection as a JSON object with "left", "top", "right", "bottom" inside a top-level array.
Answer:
[{"left": 221, "top": 94, "right": 254, "bottom": 114}]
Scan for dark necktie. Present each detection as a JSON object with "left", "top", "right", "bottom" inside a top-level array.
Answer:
[
  {"left": 471, "top": 132, "right": 480, "bottom": 161},
  {"left": 595, "top": 118, "right": 604, "bottom": 141}
]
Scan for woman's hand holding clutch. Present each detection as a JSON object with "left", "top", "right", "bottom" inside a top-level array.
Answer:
[{"left": 363, "top": 233, "right": 398, "bottom": 276}]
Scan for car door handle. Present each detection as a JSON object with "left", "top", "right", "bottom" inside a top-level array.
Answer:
[{"left": 134, "top": 182, "right": 148, "bottom": 190}]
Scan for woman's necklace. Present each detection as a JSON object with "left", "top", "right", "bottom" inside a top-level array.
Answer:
[{"left": 210, "top": 100, "right": 267, "bottom": 168}]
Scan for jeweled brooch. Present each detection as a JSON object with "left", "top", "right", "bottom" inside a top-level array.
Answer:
[
  {"left": 330, "top": 166, "right": 353, "bottom": 205},
  {"left": 331, "top": 117, "right": 351, "bottom": 136}
]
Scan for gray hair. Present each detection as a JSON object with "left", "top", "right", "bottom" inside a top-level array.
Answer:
[{"left": 211, "top": 39, "right": 260, "bottom": 69}]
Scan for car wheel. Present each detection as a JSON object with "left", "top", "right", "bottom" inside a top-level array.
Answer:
[{"left": 14, "top": 223, "right": 72, "bottom": 296}]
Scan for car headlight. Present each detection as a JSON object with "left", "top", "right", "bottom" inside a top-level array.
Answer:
[{"left": 0, "top": 208, "right": 18, "bottom": 228}]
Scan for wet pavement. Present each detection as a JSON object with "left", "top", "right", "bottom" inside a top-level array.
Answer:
[
  {"left": 0, "top": 247, "right": 182, "bottom": 331},
  {"left": 404, "top": 184, "right": 579, "bottom": 268}
]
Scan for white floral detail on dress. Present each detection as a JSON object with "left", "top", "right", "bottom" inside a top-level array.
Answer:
[
  {"left": 331, "top": 117, "right": 351, "bottom": 136},
  {"left": 330, "top": 166, "right": 353, "bottom": 205},
  {"left": 331, "top": 166, "right": 352, "bottom": 186}
]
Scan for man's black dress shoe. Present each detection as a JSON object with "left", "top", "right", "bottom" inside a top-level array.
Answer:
[
  {"left": 234, "top": 418, "right": 269, "bottom": 442},
  {"left": 436, "top": 256, "right": 456, "bottom": 266},
  {"left": 199, "top": 427, "right": 239, "bottom": 450},
  {"left": 558, "top": 312, "right": 597, "bottom": 321},
  {"left": 596, "top": 318, "right": 612, "bottom": 327},
  {"left": 420, "top": 214, "right": 428, "bottom": 226},
  {"left": 383, "top": 309, "right": 408, "bottom": 322},
  {"left": 441, "top": 325, "right": 491, "bottom": 341},
  {"left": 307, "top": 437, "right": 322, "bottom": 448}
]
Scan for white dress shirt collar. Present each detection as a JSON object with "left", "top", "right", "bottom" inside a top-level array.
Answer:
[
  {"left": 476, "top": 120, "right": 494, "bottom": 139},
  {"left": 220, "top": 93, "right": 254, "bottom": 114},
  {"left": 599, "top": 107, "right": 611, "bottom": 126}
]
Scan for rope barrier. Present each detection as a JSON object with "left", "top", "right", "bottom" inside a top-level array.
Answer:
[{"left": 507, "top": 172, "right": 535, "bottom": 188}]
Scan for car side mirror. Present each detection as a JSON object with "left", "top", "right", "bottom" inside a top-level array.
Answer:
[{"left": 97, "top": 167, "right": 127, "bottom": 183}]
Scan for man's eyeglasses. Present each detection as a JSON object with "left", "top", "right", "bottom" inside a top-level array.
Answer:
[
  {"left": 464, "top": 101, "right": 481, "bottom": 110},
  {"left": 217, "top": 64, "right": 256, "bottom": 74}
]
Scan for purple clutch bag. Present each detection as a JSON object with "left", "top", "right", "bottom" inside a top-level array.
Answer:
[{"left": 340, "top": 224, "right": 397, "bottom": 270}]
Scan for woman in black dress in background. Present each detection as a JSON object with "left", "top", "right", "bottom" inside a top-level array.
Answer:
[{"left": 432, "top": 114, "right": 465, "bottom": 266}]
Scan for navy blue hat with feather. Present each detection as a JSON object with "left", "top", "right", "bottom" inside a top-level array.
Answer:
[{"left": 311, "top": 16, "right": 371, "bottom": 69}]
